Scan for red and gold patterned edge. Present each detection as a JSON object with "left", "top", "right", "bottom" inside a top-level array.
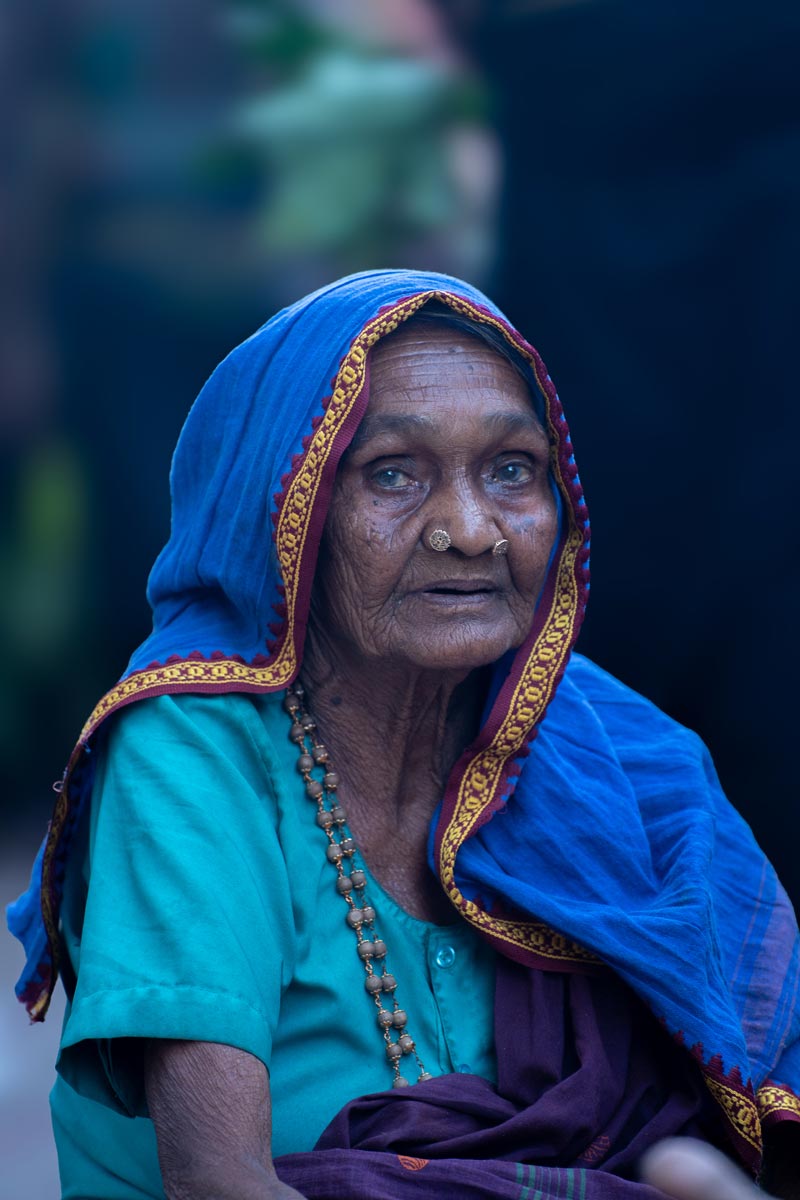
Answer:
[
  {"left": 757, "top": 1080, "right": 800, "bottom": 1127},
  {"left": 436, "top": 543, "right": 593, "bottom": 966},
  {"left": 463, "top": 907, "right": 598, "bottom": 966},
  {"left": 703, "top": 1075, "right": 762, "bottom": 1165},
  {"left": 73, "top": 292, "right": 434, "bottom": 748},
  {"left": 35, "top": 745, "right": 84, "bottom": 1019},
  {"left": 430, "top": 305, "right": 592, "bottom": 965},
  {"left": 692, "top": 1047, "right": 800, "bottom": 1169},
  {"left": 271, "top": 293, "right": 435, "bottom": 683}
]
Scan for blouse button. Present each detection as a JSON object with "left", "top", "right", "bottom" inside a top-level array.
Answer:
[{"left": 434, "top": 945, "right": 456, "bottom": 969}]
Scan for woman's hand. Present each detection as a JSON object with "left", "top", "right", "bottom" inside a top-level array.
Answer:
[
  {"left": 641, "top": 1137, "right": 794, "bottom": 1200},
  {"left": 145, "top": 1039, "right": 307, "bottom": 1200}
]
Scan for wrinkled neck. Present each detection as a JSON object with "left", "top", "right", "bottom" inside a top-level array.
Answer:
[{"left": 300, "top": 619, "right": 486, "bottom": 831}]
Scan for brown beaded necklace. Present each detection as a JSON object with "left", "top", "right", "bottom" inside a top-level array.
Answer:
[{"left": 284, "top": 681, "right": 433, "bottom": 1088}]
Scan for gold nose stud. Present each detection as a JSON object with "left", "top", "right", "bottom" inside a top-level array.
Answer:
[{"left": 428, "top": 529, "right": 452, "bottom": 552}]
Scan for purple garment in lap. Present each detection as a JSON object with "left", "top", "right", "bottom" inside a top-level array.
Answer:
[
  {"left": 276, "top": 1150, "right": 670, "bottom": 1200},
  {"left": 275, "top": 959, "right": 722, "bottom": 1198}
]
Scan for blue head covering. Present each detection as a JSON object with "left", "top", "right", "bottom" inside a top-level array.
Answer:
[{"left": 8, "top": 270, "right": 799, "bottom": 1169}]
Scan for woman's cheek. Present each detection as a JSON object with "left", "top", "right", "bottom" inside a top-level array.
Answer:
[
  {"left": 509, "top": 512, "right": 557, "bottom": 592},
  {"left": 330, "top": 509, "right": 405, "bottom": 609}
]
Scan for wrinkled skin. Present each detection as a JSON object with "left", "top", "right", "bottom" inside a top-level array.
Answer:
[
  {"left": 311, "top": 323, "right": 558, "bottom": 674},
  {"left": 302, "top": 323, "right": 558, "bottom": 924}
]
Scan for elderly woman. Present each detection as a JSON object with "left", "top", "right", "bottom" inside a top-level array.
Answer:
[{"left": 9, "top": 271, "right": 800, "bottom": 1199}]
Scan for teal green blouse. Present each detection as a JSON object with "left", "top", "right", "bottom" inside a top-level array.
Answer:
[{"left": 52, "top": 692, "right": 497, "bottom": 1199}]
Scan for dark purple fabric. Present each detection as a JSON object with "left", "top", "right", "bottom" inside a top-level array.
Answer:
[
  {"left": 275, "top": 1150, "right": 670, "bottom": 1200},
  {"left": 275, "top": 959, "right": 725, "bottom": 1198}
]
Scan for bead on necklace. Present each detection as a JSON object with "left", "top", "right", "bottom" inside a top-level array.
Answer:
[{"left": 284, "top": 682, "right": 433, "bottom": 1089}]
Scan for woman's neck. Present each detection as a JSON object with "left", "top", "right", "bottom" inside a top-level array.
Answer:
[
  {"left": 299, "top": 624, "right": 486, "bottom": 861},
  {"left": 299, "top": 627, "right": 485, "bottom": 923}
]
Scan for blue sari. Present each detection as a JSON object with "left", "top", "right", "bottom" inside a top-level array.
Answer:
[{"left": 8, "top": 269, "right": 800, "bottom": 1178}]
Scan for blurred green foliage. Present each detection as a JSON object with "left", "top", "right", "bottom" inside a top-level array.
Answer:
[
  {"left": 2, "top": 442, "right": 87, "bottom": 662},
  {"left": 227, "top": 0, "right": 485, "bottom": 270},
  {"left": 3, "top": 0, "right": 491, "bottom": 821}
]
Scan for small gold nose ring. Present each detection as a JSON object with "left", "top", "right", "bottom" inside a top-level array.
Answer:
[{"left": 429, "top": 529, "right": 451, "bottom": 552}]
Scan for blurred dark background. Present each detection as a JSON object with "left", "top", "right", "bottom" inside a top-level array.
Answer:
[
  {"left": 3, "top": 0, "right": 798, "bottom": 889},
  {"left": 2, "top": 1, "right": 798, "bottom": 1189}
]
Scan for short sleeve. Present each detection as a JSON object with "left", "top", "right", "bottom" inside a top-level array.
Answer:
[{"left": 57, "top": 692, "right": 296, "bottom": 1116}]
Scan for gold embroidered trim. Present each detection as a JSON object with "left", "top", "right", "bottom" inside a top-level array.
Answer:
[
  {"left": 465, "top": 904, "right": 597, "bottom": 965},
  {"left": 416, "top": 301, "right": 591, "bottom": 963},
  {"left": 77, "top": 292, "right": 435, "bottom": 744},
  {"left": 436, "top": 528, "right": 592, "bottom": 964},
  {"left": 271, "top": 293, "right": 433, "bottom": 682},
  {"left": 79, "top": 660, "right": 282, "bottom": 741},
  {"left": 757, "top": 1083, "right": 800, "bottom": 1122},
  {"left": 704, "top": 1076, "right": 762, "bottom": 1152}
]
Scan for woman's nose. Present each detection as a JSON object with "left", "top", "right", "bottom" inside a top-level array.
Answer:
[{"left": 424, "top": 477, "right": 500, "bottom": 557}]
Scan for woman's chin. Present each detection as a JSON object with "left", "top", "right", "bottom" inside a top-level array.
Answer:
[{"left": 385, "top": 624, "right": 525, "bottom": 675}]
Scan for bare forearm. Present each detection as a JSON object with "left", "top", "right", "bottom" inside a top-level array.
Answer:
[
  {"left": 144, "top": 1040, "right": 307, "bottom": 1200},
  {"left": 153, "top": 1149, "right": 304, "bottom": 1200},
  {"left": 160, "top": 1163, "right": 302, "bottom": 1200}
]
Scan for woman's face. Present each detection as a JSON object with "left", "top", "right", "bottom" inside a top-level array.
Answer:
[{"left": 312, "top": 323, "right": 559, "bottom": 674}]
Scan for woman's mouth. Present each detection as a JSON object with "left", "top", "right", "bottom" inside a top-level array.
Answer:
[{"left": 412, "top": 579, "right": 501, "bottom": 606}]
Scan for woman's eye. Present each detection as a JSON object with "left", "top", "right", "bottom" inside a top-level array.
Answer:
[
  {"left": 371, "top": 466, "right": 413, "bottom": 489},
  {"left": 490, "top": 459, "right": 534, "bottom": 484}
]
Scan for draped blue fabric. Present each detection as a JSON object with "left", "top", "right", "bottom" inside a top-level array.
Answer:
[
  {"left": 457, "top": 653, "right": 800, "bottom": 1098},
  {"left": 8, "top": 270, "right": 800, "bottom": 1159}
]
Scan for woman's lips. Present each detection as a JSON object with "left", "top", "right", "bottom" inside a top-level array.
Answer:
[{"left": 408, "top": 579, "right": 501, "bottom": 607}]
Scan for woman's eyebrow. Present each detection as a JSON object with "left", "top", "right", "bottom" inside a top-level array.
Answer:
[
  {"left": 483, "top": 410, "right": 547, "bottom": 440},
  {"left": 349, "top": 412, "right": 437, "bottom": 448},
  {"left": 351, "top": 409, "right": 546, "bottom": 450}
]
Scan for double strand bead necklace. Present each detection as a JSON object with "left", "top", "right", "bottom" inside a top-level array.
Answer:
[{"left": 284, "top": 682, "right": 433, "bottom": 1088}]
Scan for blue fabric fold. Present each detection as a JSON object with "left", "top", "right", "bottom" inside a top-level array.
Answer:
[
  {"left": 7, "top": 838, "right": 48, "bottom": 1002},
  {"left": 455, "top": 653, "right": 800, "bottom": 1093}
]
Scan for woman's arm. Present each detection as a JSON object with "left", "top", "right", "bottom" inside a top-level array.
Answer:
[{"left": 145, "top": 1040, "right": 307, "bottom": 1200}]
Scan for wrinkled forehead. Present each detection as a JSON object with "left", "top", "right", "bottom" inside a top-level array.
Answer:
[
  {"left": 365, "top": 304, "right": 548, "bottom": 428},
  {"left": 353, "top": 325, "right": 549, "bottom": 460}
]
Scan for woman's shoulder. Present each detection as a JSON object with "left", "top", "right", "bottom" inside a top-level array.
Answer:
[
  {"left": 558, "top": 651, "right": 709, "bottom": 768},
  {"left": 566, "top": 651, "right": 697, "bottom": 728},
  {"left": 103, "top": 687, "right": 286, "bottom": 738},
  {"left": 565, "top": 651, "right": 663, "bottom": 705},
  {"left": 97, "top": 688, "right": 293, "bottom": 789}
]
